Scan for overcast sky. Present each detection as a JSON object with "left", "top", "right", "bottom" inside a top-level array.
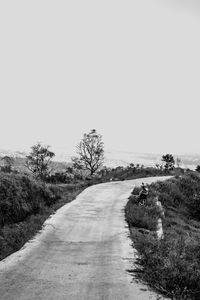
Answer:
[{"left": 0, "top": 1, "right": 200, "bottom": 156}]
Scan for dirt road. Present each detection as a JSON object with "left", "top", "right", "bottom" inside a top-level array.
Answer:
[{"left": 0, "top": 177, "right": 169, "bottom": 300}]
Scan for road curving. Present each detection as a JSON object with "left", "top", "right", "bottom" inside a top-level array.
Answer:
[{"left": 0, "top": 177, "right": 170, "bottom": 300}]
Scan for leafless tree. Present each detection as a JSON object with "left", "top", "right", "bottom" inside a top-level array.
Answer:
[{"left": 72, "top": 129, "right": 104, "bottom": 176}]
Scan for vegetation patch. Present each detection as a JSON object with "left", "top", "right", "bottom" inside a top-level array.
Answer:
[
  {"left": 0, "top": 173, "right": 85, "bottom": 261},
  {"left": 125, "top": 172, "right": 200, "bottom": 300},
  {"left": 0, "top": 164, "right": 168, "bottom": 262}
]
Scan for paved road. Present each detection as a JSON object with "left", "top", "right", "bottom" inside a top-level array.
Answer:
[{"left": 0, "top": 177, "right": 169, "bottom": 300}]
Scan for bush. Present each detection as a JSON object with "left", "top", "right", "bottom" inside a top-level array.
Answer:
[
  {"left": 134, "top": 233, "right": 200, "bottom": 299},
  {"left": 98, "top": 165, "right": 168, "bottom": 182},
  {"left": 0, "top": 173, "right": 61, "bottom": 227},
  {"left": 150, "top": 172, "right": 200, "bottom": 221},
  {"left": 126, "top": 172, "right": 200, "bottom": 299},
  {"left": 0, "top": 179, "right": 85, "bottom": 261},
  {"left": 126, "top": 202, "right": 158, "bottom": 231},
  {"left": 126, "top": 186, "right": 163, "bottom": 231}
]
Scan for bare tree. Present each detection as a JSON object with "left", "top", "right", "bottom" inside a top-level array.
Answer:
[
  {"left": 72, "top": 129, "right": 104, "bottom": 176},
  {"left": 25, "top": 143, "right": 55, "bottom": 181}
]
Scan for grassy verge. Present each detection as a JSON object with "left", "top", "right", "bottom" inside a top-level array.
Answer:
[
  {"left": 125, "top": 172, "right": 200, "bottom": 300},
  {"left": 0, "top": 175, "right": 86, "bottom": 261},
  {"left": 0, "top": 169, "right": 181, "bottom": 265},
  {"left": 98, "top": 166, "right": 178, "bottom": 182}
]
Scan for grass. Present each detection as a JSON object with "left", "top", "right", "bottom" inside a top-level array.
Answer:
[
  {"left": 125, "top": 172, "right": 200, "bottom": 299},
  {"left": 125, "top": 199, "right": 160, "bottom": 231},
  {"left": 0, "top": 179, "right": 85, "bottom": 261},
  {"left": 99, "top": 166, "right": 172, "bottom": 182},
  {"left": 0, "top": 166, "right": 173, "bottom": 262}
]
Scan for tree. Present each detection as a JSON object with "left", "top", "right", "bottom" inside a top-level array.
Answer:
[
  {"left": 196, "top": 165, "right": 200, "bottom": 173},
  {"left": 72, "top": 129, "right": 104, "bottom": 176},
  {"left": 161, "top": 154, "right": 175, "bottom": 171},
  {"left": 0, "top": 156, "right": 14, "bottom": 173},
  {"left": 25, "top": 143, "right": 55, "bottom": 181}
]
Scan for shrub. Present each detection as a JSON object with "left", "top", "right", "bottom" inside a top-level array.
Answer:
[
  {"left": 134, "top": 233, "right": 200, "bottom": 299},
  {"left": 126, "top": 186, "right": 163, "bottom": 231},
  {"left": 0, "top": 180, "right": 84, "bottom": 261},
  {"left": 0, "top": 173, "right": 61, "bottom": 227},
  {"left": 126, "top": 172, "right": 200, "bottom": 299},
  {"left": 149, "top": 172, "right": 200, "bottom": 221},
  {"left": 126, "top": 202, "right": 158, "bottom": 231}
]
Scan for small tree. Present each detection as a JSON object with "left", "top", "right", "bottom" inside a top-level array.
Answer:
[
  {"left": 72, "top": 129, "right": 104, "bottom": 176},
  {"left": 162, "top": 154, "right": 175, "bottom": 171},
  {"left": 196, "top": 165, "right": 200, "bottom": 173},
  {"left": 25, "top": 143, "right": 55, "bottom": 181},
  {"left": 0, "top": 156, "right": 14, "bottom": 173}
]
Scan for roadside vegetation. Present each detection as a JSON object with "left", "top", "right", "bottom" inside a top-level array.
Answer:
[
  {"left": 0, "top": 128, "right": 185, "bottom": 269},
  {"left": 0, "top": 173, "right": 86, "bottom": 261},
  {"left": 0, "top": 130, "right": 105, "bottom": 261},
  {"left": 125, "top": 172, "right": 200, "bottom": 299}
]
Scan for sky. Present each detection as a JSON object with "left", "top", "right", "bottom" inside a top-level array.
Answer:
[{"left": 0, "top": 0, "right": 200, "bottom": 156}]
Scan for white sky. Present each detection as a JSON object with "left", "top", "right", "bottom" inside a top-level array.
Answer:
[{"left": 0, "top": 0, "right": 200, "bottom": 156}]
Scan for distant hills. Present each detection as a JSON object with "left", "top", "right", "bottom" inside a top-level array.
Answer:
[
  {"left": 0, "top": 149, "right": 68, "bottom": 173},
  {"left": 104, "top": 151, "right": 199, "bottom": 170},
  {"left": 0, "top": 149, "right": 199, "bottom": 171}
]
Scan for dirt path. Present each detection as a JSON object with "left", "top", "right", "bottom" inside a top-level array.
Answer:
[{"left": 0, "top": 177, "right": 169, "bottom": 300}]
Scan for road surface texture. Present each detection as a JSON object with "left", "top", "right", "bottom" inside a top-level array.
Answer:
[{"left": 0, "top": 177, "right": 169, "bottom": 300}]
